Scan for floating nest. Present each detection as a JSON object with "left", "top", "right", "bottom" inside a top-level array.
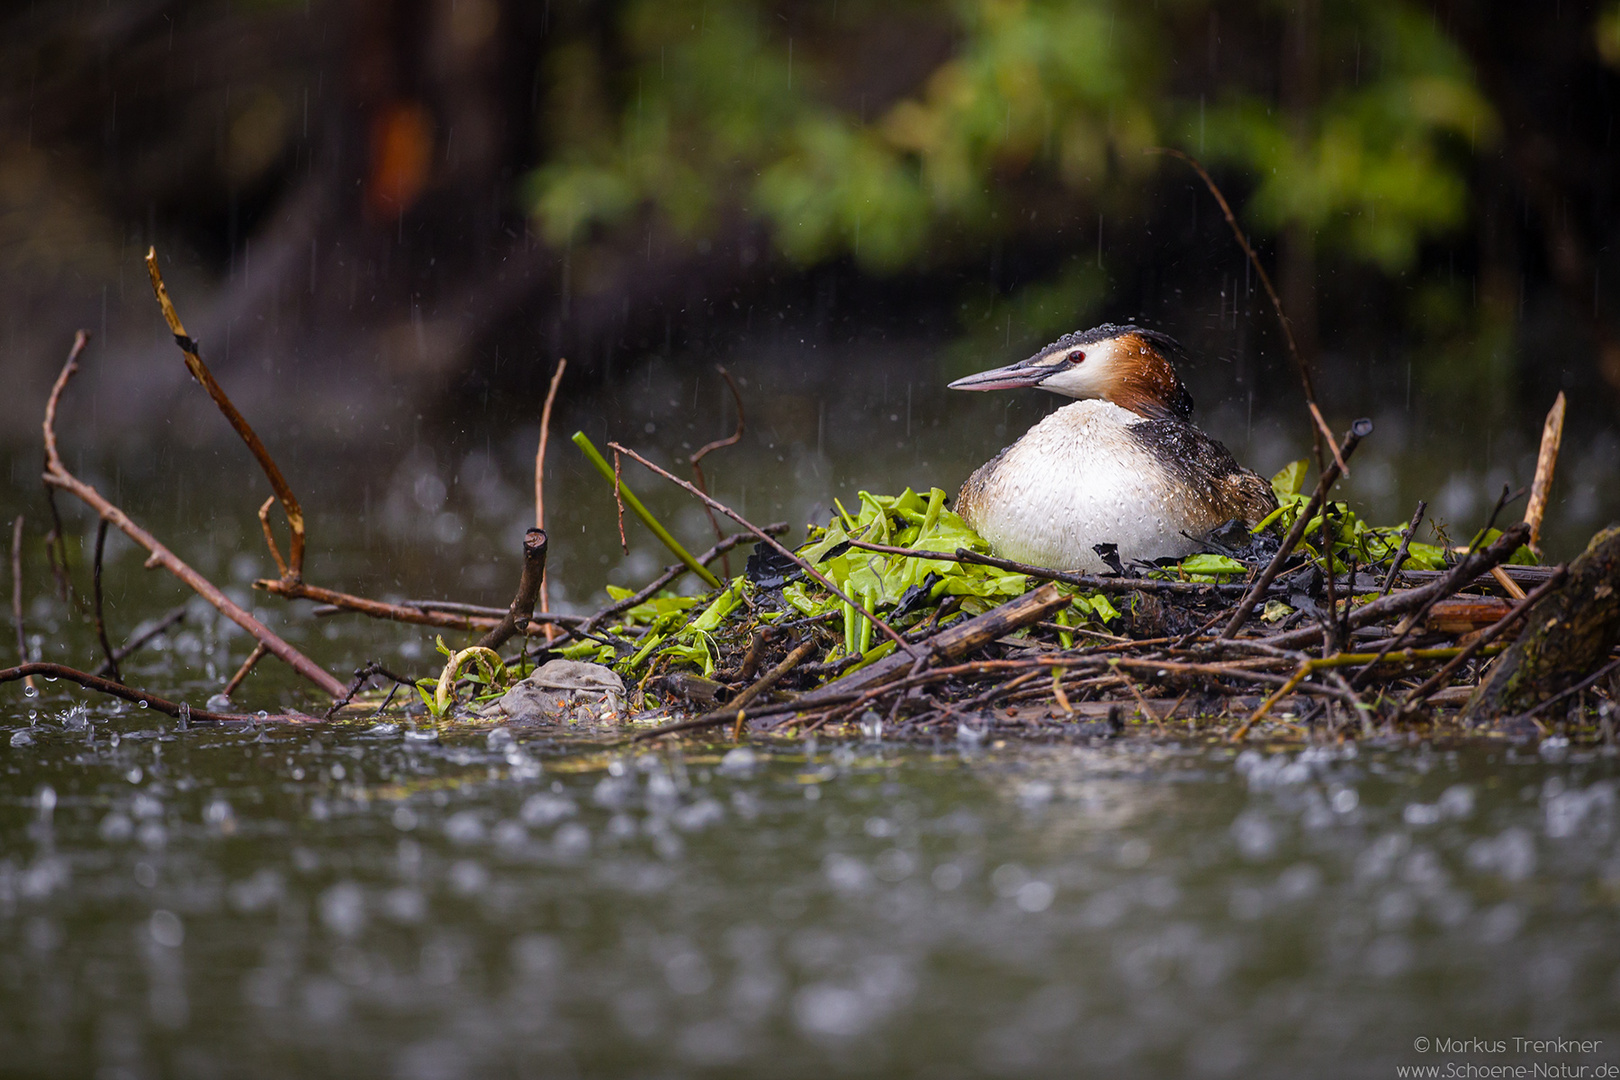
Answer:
[
  {"left": 13, "top": 256, "right": 1617, "bottom": 745},
  {"left": 400, "top": 462, "right": 1614, "bottom": 748}
]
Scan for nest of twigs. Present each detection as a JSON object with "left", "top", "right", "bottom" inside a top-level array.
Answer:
[
  {"left": 502, "top": 455, "right": 1602, "bottom": 745},
  {"left": 11, "top": 249, "right": 1617, "bottom": 746}
]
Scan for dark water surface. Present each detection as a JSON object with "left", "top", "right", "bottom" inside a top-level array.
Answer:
[
  {"left": 3, "top": 724, "right": 1619, "bottom": 1078},
  {"left": 3, "top": 337, "right": 1619, "bottom": 1078}
]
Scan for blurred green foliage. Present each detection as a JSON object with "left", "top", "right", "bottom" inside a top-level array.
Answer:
[
  {"left": 1199, "top": 3, "right": 1494, "bottom": 272},
  {"left": 528, "top": 0, "right": 1494, "bottom": 289}
]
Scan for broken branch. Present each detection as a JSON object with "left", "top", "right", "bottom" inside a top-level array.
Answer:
[
  {"left": 145, "top": 248, "right": 308, "bottom": 579},
  {"left": 40, "top": 331, "right": 346, "bottom": 698}
]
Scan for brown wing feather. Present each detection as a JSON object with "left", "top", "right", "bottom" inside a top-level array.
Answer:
[{"left": 1125, "top": 420, "right": 1277, "bottom": 530}]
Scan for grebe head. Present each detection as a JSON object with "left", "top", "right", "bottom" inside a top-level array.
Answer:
[{"left": 947, "top": 323, "right": 1194, "bottom": 421}]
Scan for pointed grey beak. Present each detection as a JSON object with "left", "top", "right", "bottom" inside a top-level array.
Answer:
[{"left": 947, "top": 357, "right": 1065, "bottom": 391}]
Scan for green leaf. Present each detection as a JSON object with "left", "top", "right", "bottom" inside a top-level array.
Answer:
[
  {"left": 658, "top": 633, "right": 717, "bottom": 678},
  {"left": 690, "top": 581, "right": 745, "bottom": 633},
  {"left": 781, "top": 582, "right": 828, "bottom": 616},
  {"left": 1404, "top": 542, "right": 1448, "bottom": 571},
  {"left": 1261, "top": 599, "right": 1294, "bottom": 623},
  {"left": 415, "top": 679, "right": 442, "bottom": 718},
  {"left": 1271, "top": 459, "right": 1309, "bottom": 499},
  {"left": 1175, "top": 553, "right": 1248, "bottom": 577}
]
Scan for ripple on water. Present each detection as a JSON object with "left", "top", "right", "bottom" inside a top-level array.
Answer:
[{"left": 0, "top": 727, "right": 1617, "bottom": 1076}]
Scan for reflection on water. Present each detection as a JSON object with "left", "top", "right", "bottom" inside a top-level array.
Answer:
[{"left": 2, "top": 720, "right": 1617, "bottom": 1078}]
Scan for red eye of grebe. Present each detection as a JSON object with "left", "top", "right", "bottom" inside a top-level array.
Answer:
[{"left": 1067, "top": 350, "right": 1085, "bottom": 364}]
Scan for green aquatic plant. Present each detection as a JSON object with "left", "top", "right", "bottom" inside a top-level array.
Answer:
[
  {"left": 571, "top": 431, "right": 722, "bottom": 589},
  {"left": 554, "top": 464, "right": 1488, "bottom": 689},
  {"left": 1255, "top": 459, "right": 1451, "bottom": 575},
  {"left": 415, "top": 638, "right": 513, "bottom": 720},
  {"left": 556, "top": 485, "right": 1122, "bottom": 685}
]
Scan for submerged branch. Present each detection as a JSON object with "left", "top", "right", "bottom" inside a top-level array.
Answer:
[{"left": 1, "top": 662, "right": 314, "bottom": 723}]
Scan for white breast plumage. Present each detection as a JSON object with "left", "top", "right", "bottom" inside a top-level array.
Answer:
[{"left": 959, "top": 400, "right": 1209, "bottom": 573}]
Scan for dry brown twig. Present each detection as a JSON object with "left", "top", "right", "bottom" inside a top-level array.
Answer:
[
  {"left": 1147, "top": 148, "right": 1342, "bottom": 474},
  {"left": 257, "top": 497, "right": 289, "bottom": 579},
  {"left": 267, "top": 577, "right": 578, "bottom": 635},
  {"left": 1525, "top": 392, "right": 1566, "bottom": 558},
  {"left": 40, "top": 331, "right": 348, "bottom": 698},
  {"left": 477, "top": 528, "right": 549, "bottom": 651},
  {"left": 613, "top": 450, "right": 629, "bottom": 554},
  {"left": 0, "top": 661, "right": 312, "bottom": 724},
  {"left": 144, "top": 249, "right": 308, "bottom": 580},
  {"left": 535, "top": 358, "right": 568, "bottom": 641},
  {"left": 91, "top": 518, "right": 120, "bottom": 684},
  {"left": 1222, "top": 418, "right": 1374, "bottom": 638},
  {"left": 222, "top": 643, "right": 269, "bottom": 700},
  {"left": 690, "top": 366, "right": 747, "bottom": 578}
]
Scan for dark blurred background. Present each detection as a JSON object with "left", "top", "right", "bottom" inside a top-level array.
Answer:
[{"left": 1, "top": 0, "right": 1618, "bottom": 446}]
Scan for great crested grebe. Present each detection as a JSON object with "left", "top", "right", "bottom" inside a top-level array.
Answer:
[{"left": 949, "top": 324, "right": 1276, "bottom": 573}]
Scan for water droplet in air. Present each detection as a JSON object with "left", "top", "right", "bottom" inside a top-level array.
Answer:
[
  {"left": 23, "top": 686, "right": 37, "bottom": 698},
  {"left": 138, "top": 700, "right": 149, "bottom": 710},
  {"left": 257, "top": 710, "right": 269, "bottom": 721}
]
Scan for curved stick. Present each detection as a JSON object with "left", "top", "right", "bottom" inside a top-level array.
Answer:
[
  {"left": 91, "top": 518, "right": 120, "bottom": 683},
  {"left": 40, "top": 332, "right": 347, "bottom": 698},
  {"left": 535, "top": 358, "right": 568, "bottom": 640},
  {"left": 145, "top": 249, "right": 308, "bottom": 579},
  {"left": 691, "top": 366, "right": 747, "bottom": 577},
  {"left": 1147, "top": 147, "right": 1342, "bottom": 473}
]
